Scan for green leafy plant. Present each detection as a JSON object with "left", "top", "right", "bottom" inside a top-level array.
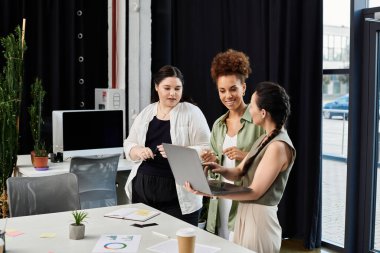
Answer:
[
  {"left": 72, "top": 210, "right": 88, "bottom": 226},
  {"left": 0, "top": 26, "right": 26, "bottom": 217},
  {"left": 28, "top": 78, "right": 47, "bottom": 157}
]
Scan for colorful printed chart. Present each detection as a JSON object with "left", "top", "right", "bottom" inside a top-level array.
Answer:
[{"left": 92, "top": 234, "right": 141, "bottom": 253}]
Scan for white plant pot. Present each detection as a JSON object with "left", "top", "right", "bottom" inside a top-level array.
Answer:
[{"left": 69, "top": 224, "right": 85, "bottom": 240}]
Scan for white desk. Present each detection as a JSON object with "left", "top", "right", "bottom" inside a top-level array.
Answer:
[
  {"left": 0, "top": 203, "right": 255, "bottom": 253},
  {"left": 15, "top": 154, "right": 134, "bottom": 177}
]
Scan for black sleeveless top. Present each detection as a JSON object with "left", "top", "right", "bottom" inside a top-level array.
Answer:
[{"left": 137, "top": 116, "right": 174, "bottom": 177}]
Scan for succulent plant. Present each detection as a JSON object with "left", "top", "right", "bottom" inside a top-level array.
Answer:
[{"left": 72, "top": 210, "right": 88, "bottom": 226}]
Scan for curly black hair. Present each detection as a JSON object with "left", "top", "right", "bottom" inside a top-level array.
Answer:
[{"left": 210, "top": 49, "right": 252, "bottom": 84}]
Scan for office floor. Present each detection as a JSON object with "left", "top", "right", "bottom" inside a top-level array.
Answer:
[{"left": 281, "top": 239, "right": 339, "bottom": 253}]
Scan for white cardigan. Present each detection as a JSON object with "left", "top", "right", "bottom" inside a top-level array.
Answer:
[{"left": 124, "top": 102, "right": 210, "bottom": 214}]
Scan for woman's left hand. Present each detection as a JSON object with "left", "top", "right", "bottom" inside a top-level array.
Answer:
[{"left": 184, "top": 181, "right": 213, "bottom": 197}]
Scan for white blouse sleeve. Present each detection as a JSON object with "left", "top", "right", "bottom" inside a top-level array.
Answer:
[
  {"left": 123, "top": 105, "right": 154, "bottom": 161},
  {"left": 187, "top": 104, "right": 211, "bottom": 152}
]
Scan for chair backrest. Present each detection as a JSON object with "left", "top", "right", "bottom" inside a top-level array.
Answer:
[
  {"left": 7, "top": 173, "right": 80, "bottom": 217},
  {"left": 69, "top": 154, "right": 120, "bottom": 209}
]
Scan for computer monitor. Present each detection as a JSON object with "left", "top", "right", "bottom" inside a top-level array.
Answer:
[{"left": 52, "top": 110, "right": 125, "bottom": 159}]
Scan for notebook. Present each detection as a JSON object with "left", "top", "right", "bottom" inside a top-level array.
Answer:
[
  {"left": 104, "top": 208, "right": 160, "bottom": 222},
  {"left": 163, "top": 143, "right": 252, "bottom": 196}
]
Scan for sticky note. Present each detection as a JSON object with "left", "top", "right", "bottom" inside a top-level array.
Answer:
[
  {"left": 6, "top": 231, "right": 24, "bottom": 237},
  {"left": 40, "top": 233, "right": 56, "bottom": 238}
]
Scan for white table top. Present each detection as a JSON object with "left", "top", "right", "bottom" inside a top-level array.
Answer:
[
  {"left": 1, "top": 203, "right": 254, "bottom": 253},
  {"left": 16, "top": 154, "right": 134, "bottom": 177}
]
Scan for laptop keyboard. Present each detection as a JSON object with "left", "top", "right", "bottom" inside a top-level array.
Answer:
[
  {"left": 208, "top": 181, "right": 227, "bottom": 192},
  {"left": 209, "top": 185, "right": 227, "bottom": 192}
]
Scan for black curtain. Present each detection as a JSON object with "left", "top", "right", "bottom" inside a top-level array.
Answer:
[
  {"left": 0, "top": 0, "right": 108, "bottom": 154},
  {"left": 152, "top": 0, "right": 322, "bottom": 249}
]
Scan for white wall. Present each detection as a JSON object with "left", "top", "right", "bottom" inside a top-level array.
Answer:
[
  {"left": 128, "top": 0, "right": 151, "bottom": 128},
  {"left": 109, "top": 0, "right": 151, "bottom": 129}
]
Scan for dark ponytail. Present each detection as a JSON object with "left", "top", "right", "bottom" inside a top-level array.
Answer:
[{"left": 240, "top": 82, "right": 290, "bottom": 176}]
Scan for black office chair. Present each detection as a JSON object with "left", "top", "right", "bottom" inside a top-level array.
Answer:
[
  {"left": 69, "top": 154, "right": 120, "bottom": 209},
  {"left": 6, "top": 173, "right": 81, "bottom": 217}
]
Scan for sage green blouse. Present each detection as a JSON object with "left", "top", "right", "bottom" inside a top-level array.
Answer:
[
  {"left": 209, "top": 105, "right": 265, "bottom": 167},
  {"left": 206, "top": 105, "right": 264, "bottom": 233}
]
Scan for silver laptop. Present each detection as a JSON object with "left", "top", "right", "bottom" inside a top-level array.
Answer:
[{"left": 163, "top": 143, "right": 252, "bottom": 196}]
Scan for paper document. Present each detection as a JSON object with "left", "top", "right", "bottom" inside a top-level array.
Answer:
[
  {"left": 104, "top": 208, "right": 160, "bottom": 222},
  {"left": 147, "top": 239, "right": 220, "bottom": 253},
  {"left": 92, "top": 234, "right": 141, "bottom": 253}
]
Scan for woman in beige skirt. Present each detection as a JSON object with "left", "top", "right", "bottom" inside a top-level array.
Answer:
[{"left": 185, "top": 82, "right": 296, "bottom": 253}]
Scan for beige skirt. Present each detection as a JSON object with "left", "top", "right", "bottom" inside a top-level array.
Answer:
[{"left": 233, "top": 202, "right": 282, "bottom": 253}]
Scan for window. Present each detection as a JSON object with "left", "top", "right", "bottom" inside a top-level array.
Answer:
[
  {"left": 368, "top": 0, "right": 380, "bottom": 7},
  {"left": 322, "top": 75, "right": 349, "bottom": 246},
  {"left": 322, "top": 0, "right": 350, "bottom": 249}
]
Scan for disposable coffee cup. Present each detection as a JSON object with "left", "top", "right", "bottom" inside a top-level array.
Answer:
[{"left": 176, "top": 227, "right": 196, "bottom": 253}]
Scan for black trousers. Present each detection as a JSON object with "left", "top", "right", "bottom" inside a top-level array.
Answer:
[{"left": 132, "top": 172, "right": 200, "bottom": 226}]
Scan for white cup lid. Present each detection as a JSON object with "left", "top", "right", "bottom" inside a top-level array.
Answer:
[{"left": 176, "top": 227, "right": 196, "bottom": 237}]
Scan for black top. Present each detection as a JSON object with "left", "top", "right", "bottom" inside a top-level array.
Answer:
[{"left": 138, "top": 116, "right": 174, "bottom": 177}]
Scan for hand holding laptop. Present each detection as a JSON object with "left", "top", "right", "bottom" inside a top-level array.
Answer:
[
  {"left": 163, "top": 143, "right": 252, "bottom": 196},
  {"left": 184, "top": 181, "right": 213, "bottom": 197},
  {"left": 184, "top": 165, "right": 232, "bottom": 196}
]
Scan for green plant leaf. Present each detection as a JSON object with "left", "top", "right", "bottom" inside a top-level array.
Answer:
[
  {"left": 72, "top": 210, "right": 89, "bottom": 225},
  {"left": 0, "top": 25, "right": 26, "bottom": 197},
  {"left": 28, "top": 78, "right": 46, "bottom": 157}
]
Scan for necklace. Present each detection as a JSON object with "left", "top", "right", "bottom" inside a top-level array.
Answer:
[{"left": 158, "top": 104, "right": 171, "bottom": 118}]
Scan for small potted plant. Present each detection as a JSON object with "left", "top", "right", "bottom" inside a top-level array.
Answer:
[
  {"left": 69, "top": 210, "right": 88, "bottom": 240},
  {"left": 28, "top": 78, "right": 48, "bottom": 169}
]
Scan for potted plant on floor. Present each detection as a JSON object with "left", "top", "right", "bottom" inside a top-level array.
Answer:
[
  {"left": 28, "top": 78, "right": 48, "bottom": 169},
  {"left": 0, "top": 24, "right": 26, "bottom": 217},
  {"left": 69, "top": 210, "right": 88, "bottom": 240}
]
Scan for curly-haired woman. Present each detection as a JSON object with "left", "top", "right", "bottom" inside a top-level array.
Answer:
[{"left": 201, "top": 49, "right": 264, "bottom": 240}]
